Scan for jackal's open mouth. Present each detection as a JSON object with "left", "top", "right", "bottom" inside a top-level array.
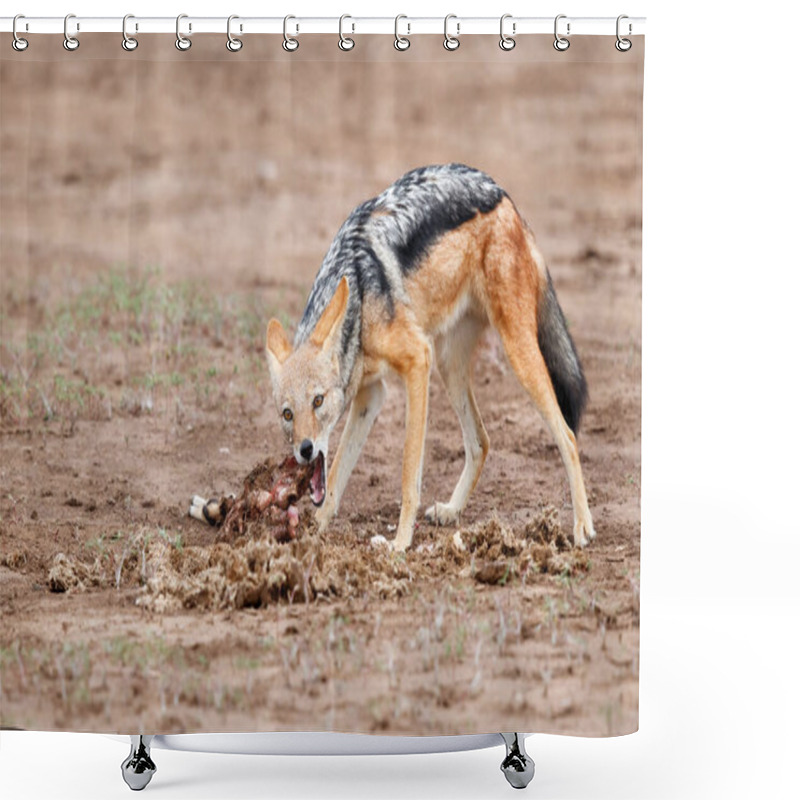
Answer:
[{"left": 310, "top": 452, "right": 326, "bottom": 507}]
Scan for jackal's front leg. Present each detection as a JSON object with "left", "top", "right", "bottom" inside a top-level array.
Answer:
[
  {"left": 315, "top": 380, "right": 386, "bottom": 531},
  {"left": 391, "top": 349, "right": 432, "bottom": 552}
]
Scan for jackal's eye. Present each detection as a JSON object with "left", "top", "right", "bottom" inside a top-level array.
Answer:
[
  {"left": 282, "top": 408, "right": 293, "bottom": 422},
  {"left": 313, "top": 394, "right": 324, "bottom": 409}
]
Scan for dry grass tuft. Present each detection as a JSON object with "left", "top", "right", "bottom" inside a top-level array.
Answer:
[
  {"left": 446, "top": 506, "right": 590, "bottom": 585},
  {"left": 47, "top": 552, "right": 107, "bottom": 593}
]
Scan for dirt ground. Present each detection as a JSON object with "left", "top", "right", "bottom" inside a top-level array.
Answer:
[{"left": 0, "top": 35, "right": 642, "bottom": 737}]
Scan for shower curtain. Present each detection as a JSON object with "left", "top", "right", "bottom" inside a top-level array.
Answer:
[{"left": 0, "top": 30, "right": 643, "bottom": 738}]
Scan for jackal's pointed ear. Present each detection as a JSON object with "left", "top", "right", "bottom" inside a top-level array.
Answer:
[
  {"left": 266, "top": 319, "right": 292, "bottom": 375},
  {"left": 309, "top": 276, "right": 349, "bottom": 353}
]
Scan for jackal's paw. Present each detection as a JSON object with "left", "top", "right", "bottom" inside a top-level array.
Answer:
[
  {"left": 573, "top": 516, "right": 597, "bottom": 548},
  {"left": 370, "top": 534, "right": 391, "bottom": 550},
  {"left": 314, "top": 504, "right": 335, "bottom": 532},
  {"left": 424, "top": 502, "right": 460, "bottom": 526}
]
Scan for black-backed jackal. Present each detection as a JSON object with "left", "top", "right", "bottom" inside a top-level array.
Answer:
[{"left": 266, "top": 164, "right": 595, "bottom": 552}]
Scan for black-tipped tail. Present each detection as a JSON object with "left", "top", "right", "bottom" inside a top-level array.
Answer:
[{"left": 536, "top": 272, "right": 588, "bottom": 433}]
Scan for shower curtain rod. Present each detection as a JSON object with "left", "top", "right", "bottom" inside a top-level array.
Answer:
[{"left": 1, "top": 16, "right": 646, "bottom": 37}]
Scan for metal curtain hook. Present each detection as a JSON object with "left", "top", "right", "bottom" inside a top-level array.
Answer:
[
  {"left": 63, "top": 13, "right": 80, "bottom": 51},
  {"left": 499, "top": 14, "right": 516, "bottom": 51},
  {"left": 339, "top": 14, "right": 355, "bottom": 50},
  {"left": 616, "top": 14, "right": 632, "bottom": 51},
  {"left": 122, "top": 14, "right": 138, "bottom": 51},
  {"left": 553, "top": 14, "right": 570, "bottom": 51},
  {"left": 283, "top": 15, "right": 299, "bottom": 51},
  {"left": 175, "top": 14, "right": 192, "bottom": 51},
  {"left": 227, "top": 14, "right": 243, "bottom": 51},
  {"left": 443, "top": 14, "right": 460, "bottom": 51},
  {"left": 12, "top": 14, "right": 29, "bottom": 51},
  {"left": 394, "top": 14, "right": 410, "bottom": 51}
]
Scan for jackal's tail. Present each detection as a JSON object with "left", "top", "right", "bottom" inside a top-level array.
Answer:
[{"left": 536, "top": 271, "right": 588, "bottom": 433}]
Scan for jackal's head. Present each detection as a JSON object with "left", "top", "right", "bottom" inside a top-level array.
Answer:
[{"left": 265, "top": 277, "right": 349, "bottom": 507}]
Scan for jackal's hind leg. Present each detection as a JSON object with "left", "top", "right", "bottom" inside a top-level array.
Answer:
[
  {"left": 425, "top": 315, "right": 489, "bottom": 526},
  {"left": 494, "top": 321, "right": 595, "bottom": 547}
]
